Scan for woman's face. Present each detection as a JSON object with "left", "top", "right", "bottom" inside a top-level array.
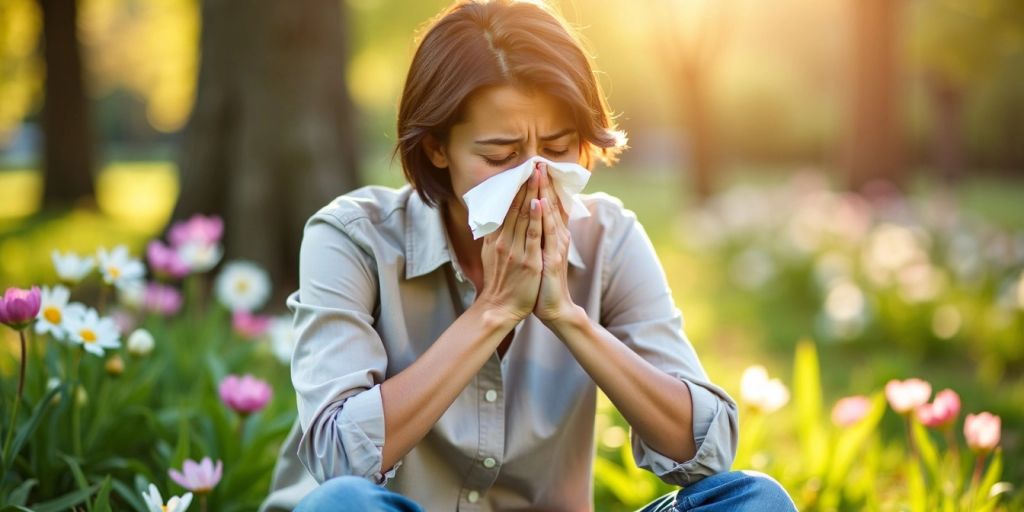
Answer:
[{"left": 424, "top": 84, "right": 581, "bottom": 210}]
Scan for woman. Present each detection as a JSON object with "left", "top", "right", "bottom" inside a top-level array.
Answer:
[{"left": 260, "top": 1, "right": 797, "bottom": 510}]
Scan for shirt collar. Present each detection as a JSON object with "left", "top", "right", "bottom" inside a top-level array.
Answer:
[{"left": 405, "top": 185, "right": 586, "bottom": 280}]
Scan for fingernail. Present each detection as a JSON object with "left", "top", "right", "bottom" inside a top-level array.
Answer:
[{"left": 531, "top": 198, "right": 538, "bottom": 210}]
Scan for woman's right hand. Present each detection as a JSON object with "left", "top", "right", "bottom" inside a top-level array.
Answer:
[{"left": 476, "top": 165, "right": 544, "bottom": 322}]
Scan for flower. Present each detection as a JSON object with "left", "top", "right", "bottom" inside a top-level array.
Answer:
[
  {"left": 0, "top": 286, "right": 42, "bottom": 330},
  {"left": 169, "top": 215, "right": 224, "bottom": 274},
  {"left": 147, "top": 240, "right": 190, "bottom": 280},
  {"left": 964, "top": 412, "right": 1001, "bottom": 453},
  {"left": 232, "top": 309, "right": 271, "bottom": 339},
  {"left": 885, "top": 378, "right": 932, "bottom": 414},
  {"left": 97, "top": 245, "right": 146, "bottom": 291},
  {"left": 175, "top": 240, "right": 223, "bottom": 274},
  {"left": 142, "top": 483, "right": 193, "bottom": 512},
  {"left": 64, "top": 307, "right": 121, "bottom": 357},
  {"left": 127, "top": 328, "right": 156, "bottom": 357},
  {"left": 740, "top": 365, "right": 790, "bottom": 414},
  {"left": 34, "top": 285, "right": 77, "bottom": 339},
  {"left": 51, "top": 250, "right": 96, "bottom": 284},
  {"left": 219, "top": 374, "right": 272, "bottom": 415},
  {"left": 214, "top": 261, "right": 271, "bottom": 312},
  {"left": 268, "top": 315, "right": 296, "bottom": 364},
  {"left": 831, "top": 395, "right": 872, "bottom": 427},
  {"left": 105, "top": 354, "right": 125, "bottom": 376},
  {"left": 169, "top": 456, "right": 223, "bottom": 494},
  {"left": 916, "top": 388, "right": 961, "bottom": 428},
  {"left": 142, "top": 282, "right": 183, "bottom": 316},
  {"left": 169, "top": 214, "right": 224, "bottom": 248}
]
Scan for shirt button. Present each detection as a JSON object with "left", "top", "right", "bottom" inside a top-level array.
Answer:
[
  {"left": 485, "top": 389, "right": 498, "bottom": 402},
  {"left": 483, "top": 457, "right": 497, "bottom": 469},
  {"left": 467, "top": 490, "right": 480, "bottom": 503}
]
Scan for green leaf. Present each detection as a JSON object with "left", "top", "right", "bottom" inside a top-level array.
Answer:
[
  {"left": 9, "top": 385, "right": 63, "bottom": 465},
  {"left": 908, "top": 457, "right": 927, "bottom": 512},
  {"left": 975, "top": 448, "right": 1003, "bottom": 510},
  {"left": 794, "top": 338, "right": 828, "bottom": 478},
  {"left": 8, "top": 478, "right": 38, "bottom": 506},
  {"left": 0, "top": 506, "right": 35, "bottom": 512},
  {"left": 911, "top": 418, "right": 941, "bottom": 483},
  {"left": 826, "top": 393, "right": 886, "bottom": 491},
  {"left": 32, "top": 483, "right": 101, "bottom": 512},
  {"left": 111, "top": 479, "right": 149, "bottom": 512},
  {"left": 92, "top": 476, "right": 113, "bottom": 512},
  {"left": 59, "top": 453, "right": 93, "bottom": 512}
]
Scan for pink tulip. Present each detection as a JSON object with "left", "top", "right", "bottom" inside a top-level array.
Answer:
[
  {"left": 885, "top": 378, "right": 932, "bottom": 414},
  {"left": 147, "top": 240, "right": 190, "bottom": 279},
  {"left": 964, "top": 412, "right": 1001, "bottom": 453},
  {"left": 0, "top": 286, "right": 42, "bottom": 330},
  {"left": 142, "top": 282, "right": 183, "bottom": 316},
  {"left": 219, "top": 374, "right": 272, "bottom": 415},
  {"left": 831, "top": 395, "right": 871, "bottom": 427},
  {"left": 916, "top": 388, "right": 961, "bottom": 428},
  {"left": 169, "top": 214, "right": 224, "bottom": 248},
  {"left": 232, "top": 310, "right": 272, "bottom": 339},
  {"left": 169, "top": 456, "right": 223, "bottom": 494}
]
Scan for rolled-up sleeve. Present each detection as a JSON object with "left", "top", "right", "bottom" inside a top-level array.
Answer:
[
  {"left": 597, "top": 201, "right": 739, "bottom": 487},
  {"left": 288, "top": 210, "right": 401, "bottom": 486}
]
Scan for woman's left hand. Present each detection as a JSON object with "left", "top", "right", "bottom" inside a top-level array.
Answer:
[{"left": 532, "top": 161, "right": 578, "bottom": 326}]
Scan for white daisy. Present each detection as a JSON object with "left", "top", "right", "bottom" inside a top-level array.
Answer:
[
  {"left": 96, "top": 245, "right": 146, "bottom": 291},
  {"left": 176, "top": 240, "right": 223, "bottom": 273},
  {"left": 64, "top": 307, "right": 121, "bottom": 357},
  {"left": 126, "top": 328, "right": 155, "bottom": 357},
  {"left": 51, "top": 250, "right": 96, "bottom": 284},
  {"left": 268, "top": 315, "right": 296, "bottom": 364},
  {"left": 142, "top": 483, "right": 193, "bottom": 512},
  {"left": 214, "top": 261, "right": 271, "bottom": 312},
  {"left": 34, "top": 285, "right": 71, "bottom": 339}
]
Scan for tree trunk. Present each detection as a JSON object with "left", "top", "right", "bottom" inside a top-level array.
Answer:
[
  {"left": 925, "top": 72, "right": 965, "bottom": 184},
  {"left": 843, "top": 0, "right": 905, "bottom": 193},
  {"left": 679, "top": 69, "right": 716, "bottom": 203},
  {"left": 38, "top": 0, "right": 95, "bottom": 209},
  {"left": 173, "top": 0, "right": 362, "bottom": 295}
]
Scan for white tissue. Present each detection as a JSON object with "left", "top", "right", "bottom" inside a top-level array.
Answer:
[{"left": 461, "top": 155, "right": 592, "bottom": 240}]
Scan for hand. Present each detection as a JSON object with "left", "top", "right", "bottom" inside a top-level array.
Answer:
[
  {"left": 476, "top": 166, "right": 544, "bottom": 323},
  {"left": 532, "top": 161, "right": 578, "bottom": 325}
]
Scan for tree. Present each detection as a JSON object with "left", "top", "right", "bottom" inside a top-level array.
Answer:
[
  {"left": 649, "top": 0, "right": 731, "bottom": 203},
  {"left": 172, "top": 0, "right": 363, "bottom": 292},
  {"left": 843, "top": 0, "right": 906, "bottom": 193},
  {"left": 38, "top": 0, "right": 95, "bottom": 208}
]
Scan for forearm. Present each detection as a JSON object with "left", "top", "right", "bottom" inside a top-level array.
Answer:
[
  {"left": 379, "top": 302, "right": 518, "bottom": 472},
  {"left": 548, "top": 306, "right": 697, "bottom": 462}
]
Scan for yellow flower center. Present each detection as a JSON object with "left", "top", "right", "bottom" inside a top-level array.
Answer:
[
  {"left": 161, "top": 507, "right": 168, "bottom": 512},
  {"left": 108, "top": 266, "right": 121, "bottom": 279},
  {"left": 235, "top": 280, "right": 249, "bottom": 293},
  {"left": 80, "top": 329, "right": 97, "bottom": 344},
  {"left": 44, "top": 307, "right": 62, "bottom": 323}
]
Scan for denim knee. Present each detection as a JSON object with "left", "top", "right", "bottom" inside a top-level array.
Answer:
[
  {"left": 294, "top": 475, "right": 379, "bottom": 512},
  {"left": 675, "top": 470, "right": 797, "bottom": 511}
]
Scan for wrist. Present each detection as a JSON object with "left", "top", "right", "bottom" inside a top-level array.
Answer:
[
  {"left": 472, "top": 300, "right": 522, "bottom": 333},
  {"left": 543, "top": 304, "right": 588, "bottom": 333}
]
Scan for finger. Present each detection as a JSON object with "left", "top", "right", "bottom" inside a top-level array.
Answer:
[
  {"left": 539, "top": 163, "right": 569, "bottom": 233},
  {"left": 514, "top": 166, "right": 541, "bottom": 252},
  {"left": 526, "top": 190, "right": 543, "bottom": 264},
  {"left": 500, "top": 178, "right": 530, "bottom": 245}
]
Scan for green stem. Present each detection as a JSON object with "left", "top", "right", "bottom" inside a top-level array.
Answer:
[
  {"left": 201, "top": 493, "right": 208, "bottom": 512},
  {"left": 2, "top": 329, "right": 28, "bottom": 470},
  {"left": 98, "top": 285, "right": 110, "bottom": 316},
  {"left": 71, "top": 348, "right": 83, "bottom": 457}
]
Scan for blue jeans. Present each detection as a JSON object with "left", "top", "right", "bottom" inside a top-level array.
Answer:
[{"left": 294, "top": 470, "right": 797, "bottom": 511}]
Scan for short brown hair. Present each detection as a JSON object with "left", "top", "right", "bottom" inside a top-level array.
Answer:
[{"left": 393, "top": 0, "right": 629, "bottom": 209}]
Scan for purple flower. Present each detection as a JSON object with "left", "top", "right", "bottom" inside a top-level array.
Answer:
[
  {"left": 142, "top": 282, "right": 183, "bottom": 316},
  {"left": 219, "top": 374, "right": 272, "bottom": 415},
  {"left": 169, "top": 456, "right": 223, "bottom": 494},
  {"left": 0, "top": 286, "right": 42, "bottom": 330},
  {"left": 232, "top": 309, "right": 272, "bottom": 339},
  {"left": 147, "top": 240, "right": 190, "bottom": 280},
  {"left": 169, "top": 214, "right": 224, "bottom": 248}
]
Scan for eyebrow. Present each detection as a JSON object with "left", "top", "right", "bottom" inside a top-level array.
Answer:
[{"left": 474, "top": 128, "right": 577, "bottom": 146}]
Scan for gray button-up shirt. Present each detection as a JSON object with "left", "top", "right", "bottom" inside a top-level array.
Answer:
[{"left": 258, "top": 183, "right": 738, "bottom": 512}]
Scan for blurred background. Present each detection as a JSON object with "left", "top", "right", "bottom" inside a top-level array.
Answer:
[{"left": 1, "top": 0, "right": 1022, "bottom": 509}]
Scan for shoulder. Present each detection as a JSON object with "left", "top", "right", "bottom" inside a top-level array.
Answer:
[
  {"left": 301, "top": 184, "right": 413, "bottom": 256},
  {"left": 574, "top": 190, "right": 641, "bottom": 241}
]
